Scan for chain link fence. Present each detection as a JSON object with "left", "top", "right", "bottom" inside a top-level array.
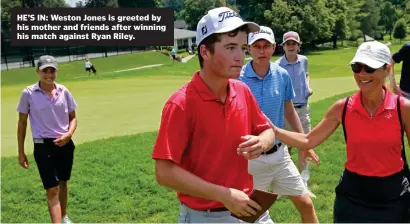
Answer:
[{"left": 1, "top": 43, "right": 156, "bottom": 71}]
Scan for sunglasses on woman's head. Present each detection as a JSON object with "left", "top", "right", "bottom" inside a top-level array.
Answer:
[{"left": 350, "top": 63, "right": 377, "bottom": 74}]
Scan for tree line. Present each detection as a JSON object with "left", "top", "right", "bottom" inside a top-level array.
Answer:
[
  {"left": 177, "top": 0, "right": 409, "bottom": 47},
  {"left": 1, "top": 0, "right": 409, "bottom": 48}
]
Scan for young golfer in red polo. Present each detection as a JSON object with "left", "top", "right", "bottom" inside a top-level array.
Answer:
[{"left": 152, "top": 7, "right": 276, "bottom": 223}]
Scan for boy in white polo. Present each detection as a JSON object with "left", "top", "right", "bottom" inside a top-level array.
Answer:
[
  {"left": 238, "top": 26, "right": 319, "bottom": 223},
  {"left": 17, "top": 55, "right": 78, "bottom": 224}
]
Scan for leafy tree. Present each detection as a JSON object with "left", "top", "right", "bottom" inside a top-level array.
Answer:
[
  {"left": 264, "top": 0, "right": 335, "bottom": 46},
  {"left": 1, "top": 0, "right": 68, "bottom": 37},
  {"left": 379, "top": 1, "right": 397, "bottom": 39},
  {"left": 160, "top": 0, "right": 184, "bottom": 12},
  {"left": 326, "top": 0, "right": 348, "bottom": 48},
  {"left": 75, "top": 0, "right": 85, "bottom": 7},
  {"left": 359, "top": 0, "right": 381, "bottom": 39},
  {"left": 236, "top": 0, "right": 272, "bottom": 24},
  {"left": 344, "top": 0, "right": 365, "bottom": 41},
  {"left": 1, "top": 0, "right": 22, "bottom": 34},
  {"left": 160, "top": 0, "right": 184, "bottom": 18},
  {"left": 406, "top": 1, "right": 410, "bottom": 23},
  {"left": 396, "top": 0, "right": 410, "bottom": 24},
  {"left": 117, "top": 0, "right": 159, "bottom": 7},
  {"left": 85, "top": 0, "right": 118, "bottom": 7},
  {"left": 41, "top": 0, "right": 67, "bottom": 7},
  {"left": 179, "top": 0, "right": 227, "bottom": 30},
  {"left": 393, "top": 18, "right": 408, "bottom": 43}
]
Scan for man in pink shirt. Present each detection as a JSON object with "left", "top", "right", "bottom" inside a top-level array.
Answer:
[{"left": 17, "top": 55, "right": 78, "bottom": 224}]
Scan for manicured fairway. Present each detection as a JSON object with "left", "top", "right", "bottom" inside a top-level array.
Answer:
[{"left": 1, "top": 42, "right": 408, "bottom": 223}]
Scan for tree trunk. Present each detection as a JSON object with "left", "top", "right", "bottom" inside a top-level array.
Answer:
[
  {"left": 29, "top": 47, "right": 35, "bottom": 67},
  {"left": 310, "top": 41, "right": 316, "bottom": 50}
]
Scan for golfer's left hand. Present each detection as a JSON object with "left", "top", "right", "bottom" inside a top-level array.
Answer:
[
  {"left": 237, "top": 135, "right": 268, "bottom": 160},
  {"left": 54, "top": 134, "right": 72, "bottom": 147}
]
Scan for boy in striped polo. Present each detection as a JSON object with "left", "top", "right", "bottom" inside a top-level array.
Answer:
[
  {"left": 276, "top": 31, "right": 316, "bottom": 196},
  {"left": 238, "top": 26, "right": 319, "bottom": 223},
  {"left": 17, "top": 55, "right": 78, "bottom": 224}
]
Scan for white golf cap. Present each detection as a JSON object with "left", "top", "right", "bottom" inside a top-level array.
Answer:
[
  {"left": 349, "top": 41, "right": 391, "bottom": 69},
  {"left": 248, "top": 26, "right": 275, "bottom": 45},
  {"left": 195, "top": 7, "right": 260, "bottom": 46}
]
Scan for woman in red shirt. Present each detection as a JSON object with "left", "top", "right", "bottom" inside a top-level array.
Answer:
[{"left": 272, "top": 41, "right": 410, "bottom": 222}]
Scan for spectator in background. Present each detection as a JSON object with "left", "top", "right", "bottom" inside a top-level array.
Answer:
[
  {"left": 389, "top": 41, "right": 410, "bottom": 99},
  {"left": 85, "top": 59, "right": 97, "bottom": 75},
  {"left": 171, "top": 48, "right": 177, "bottom": 63},
  {"left": 191, "top": 43, "right": 196, "bottom": 53},
  {"left": 275, "top": 31, "right": 316, "bottom": 197}
]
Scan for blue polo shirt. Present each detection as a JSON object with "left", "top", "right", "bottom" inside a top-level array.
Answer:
[
  {"left": 275, "top": 55, "right": 310, "bottom": 105},
  {"left": 238, "top": 61, "right": 295, "bottom": 144}
]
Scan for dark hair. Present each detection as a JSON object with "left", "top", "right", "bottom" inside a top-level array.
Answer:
[{"left": 197, "top": 25, "right": 250, "bottom": 68}]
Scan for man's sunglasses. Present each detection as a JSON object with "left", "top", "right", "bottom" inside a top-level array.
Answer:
[{"left": 350, "top": 63, "right": 377, "bottom": 74}]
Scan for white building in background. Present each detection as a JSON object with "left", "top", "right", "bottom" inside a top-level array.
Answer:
[{"left": 173, "top": 28, "right": 196, "bottom": 51}]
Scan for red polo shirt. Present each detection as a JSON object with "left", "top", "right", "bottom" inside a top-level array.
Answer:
[
  {"left": 152, "top": 71, "right": 271, "bottom": 210},
  {"left": 343, "top": 86, "right": 405, "bottom": 177}
]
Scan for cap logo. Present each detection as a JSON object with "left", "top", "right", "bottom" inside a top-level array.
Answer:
[
  {"left": 201, "top": 26, "right": 207, "bottom": 35},
  {"left": 218, "top": 11, "right": 240, "bottom": 22},
  {"left": 359, "top": 45, "right": 373, "bottom": 54},
  {"left": 46, "top": 59, "right": 51, "bottom": 62},
  {"left": 251, "top": 29, "right": 272, "bottom": 37},
  {"left": 284, "top": 33, "right": 298, "bottom": 39}
]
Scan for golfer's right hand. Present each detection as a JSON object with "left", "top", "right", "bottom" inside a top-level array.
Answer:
[
  {"left": 221, "top": 188, "right": 262, "bottom": 217},
  {"left": 18, "top": 153, "right": 29, "bottom": 169}
]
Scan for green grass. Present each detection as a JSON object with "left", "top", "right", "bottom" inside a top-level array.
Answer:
[
  {"left": 1, "top": 45, "right": 405, "bottom": 157},
  {"left": 1, "top": 51, "right": 172, "bottom": 86},
  {"left": 0, "top": 92, "right": 355, "bottom": 223},
  {"left": 2, "top": 42, "right": 404, "bottom": 87},
  {"left": 2, "top": 40, "right": 410, "bottom": 223},
  {"left": 1, "top": 76, "right": 191, "bottom": 157},
  {"left": 1, "top": 131, "right": 177, "bottom": 223},
  {"left": 2, "top": 74, "right": 363, "bottom": 157},
  {"left": 3, "top": 91, "right": 408, "bottom": 223}
]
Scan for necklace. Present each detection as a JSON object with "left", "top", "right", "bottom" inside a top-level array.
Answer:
[
  {"left": 361, "top": 92, "right": 385, "bottom": 118},
  {"left": 363, "top": 103, "right": 379, "bottom": 118}
]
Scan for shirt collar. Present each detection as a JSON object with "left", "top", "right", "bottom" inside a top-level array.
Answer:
[
  {"left": 351, "top": 85, "right": 396, "bottom": 116},
  {"left": 244, "top": 60, "right": 272, "bottom": 79},
  {"left": 34, "top": 82, "right": 63, "bottom": 92},
  {"left": 280, "top": 55, "right": 301, "bottom": 66},
  {"left": 191, "top": 71, "right": 237, "bottom": 102}
]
